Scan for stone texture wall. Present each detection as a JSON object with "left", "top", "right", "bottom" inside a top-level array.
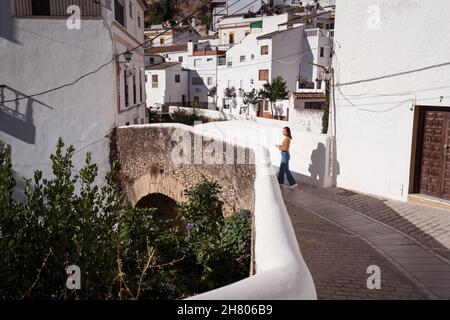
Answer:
[{"left": 115, "top": 124, "right": 255, "bottom": 215}]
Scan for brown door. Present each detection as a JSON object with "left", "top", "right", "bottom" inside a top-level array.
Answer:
[{"left": 418, "top": 109, "right": 450, "bottom": 200}]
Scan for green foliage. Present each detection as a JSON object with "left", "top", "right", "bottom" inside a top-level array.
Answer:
[
  {"left": 147, "top": 0, "right": 176, "bottom": 25},
  {"left": 260, "top": 76, "right": 289, "bottom": 103},
  {"left": 322, "top": 92, "right": 330, "bottom": 134},
  {"left": 224, "top": 87, "right": 236, "bottom": 99},
  {"left": 0, "top": 141, "right": 251, "bottom": 299},
  {"left": 259, "top": 76, "right": 289, "bottom": 118},
  {"left": 148, "top": 107, "right": 220, "bottom": 126},
  {"left": 242, "top": 88, "right": 260, "bottom": 115}
]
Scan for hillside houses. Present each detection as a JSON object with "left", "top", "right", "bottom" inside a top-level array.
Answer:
[{"left": 144, "top": 3, "right": 335, "bottom": 131}]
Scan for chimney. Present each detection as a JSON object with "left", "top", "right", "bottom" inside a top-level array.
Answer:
[{"left": 187, "top": 41, "right": 194, "bottom": 55}]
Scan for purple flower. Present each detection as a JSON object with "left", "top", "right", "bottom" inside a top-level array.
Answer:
[
  {"left": 238, "top": 210, "right": 251, "bottom": 218},
  {"left": 185, "top": 223, "right": 196, "bottom": 231}
]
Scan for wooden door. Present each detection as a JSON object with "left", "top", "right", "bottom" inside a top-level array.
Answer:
[
  {"left": 419, "top": 110, "right": 450, "bottom": 199},
  {"left": 440, "top": 113, "right": 450, "bottom": 199}
]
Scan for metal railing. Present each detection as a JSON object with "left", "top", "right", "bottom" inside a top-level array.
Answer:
[{"left": 12, "top": 0, "right": 102, "bottom": 17}]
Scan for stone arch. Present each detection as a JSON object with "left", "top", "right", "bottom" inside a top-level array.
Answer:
[{"left": 127, "top": 168, "right": 187, "bottom": 207}]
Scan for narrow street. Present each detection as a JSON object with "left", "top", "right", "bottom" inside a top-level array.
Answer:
[{"left": 282, "top": 185, "right": 450, "bottom": 300}]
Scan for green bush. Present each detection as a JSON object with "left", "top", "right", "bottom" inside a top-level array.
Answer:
[{"left": 0, "top": 140, "right": 251, "bottom": 299}]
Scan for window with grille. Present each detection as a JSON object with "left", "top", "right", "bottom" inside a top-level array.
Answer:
[
  {"left": 124, "top": 70, "right": 129, "bottom": 107},
  {"left": 152, "top": 74, "right": 158, "bottom": 88},
  {"left": 305, "top": 101, "right": 325, "bottom": 110},
  {"left": 115, "top": 0, "right": 125, "bottom": 27},
  {"left": 175, "top": 74, "right": 180, "bottom": 83}
]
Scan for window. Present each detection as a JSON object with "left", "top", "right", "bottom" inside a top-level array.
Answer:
[
  {"left": 160, "top": 37, "right": 165, "bottom": 45},
  {"left": 207, "top": 58, "right": 213, "bottom": 62},
  {"left": 320, "top": 47, "right": 324, "bottom": 57},
  {"left": 178, "top": 56, "right": 183, "bottom": 62},
  {"left": 222, "top": 98, "right": 230, "bottom": 109},
  {"left": 175, "top": 74, "right": 180, "bottom": 83},
  {"left": 141, "top": 118, "right": 144, "bottom": 124},
  {"left": 150, "top": 57, "right": 154, "bottom": 64},
  {"left": 261, "top": 45, "right": 269, "bottom": 55},
  {"left": 133, "top": 75, "right": 137, "bottom": 105},
  {"left": 32, "top": 0, "right": 50, "bottom": 15},
  {"left": 152, "top": 74, "right": 158, "bottom": 88},
  {"left": 207, "top": 77, "right": 213, "bottom": 86},
  {"left": 305, "top": 101, "right": 325, "bottom": 110},
  {"left": 192, "top": 77, "right": 203, "bottom": 85},
  {"left": 114, "top": 0, "right": 125, "bottom": 27},
  {"left": 139, "top": 70, "right": 143, "bottom": 102},
  {"left": 229, "top": 33, "right": 234, "bottom": 44},
  {"left": 124, "top": 70, "right": 129, "bottom": 107},
  {"left": 264, "top": 100, "right": 269, "bottom": 112},
  {"left": 126, "top": 122, "right": 130, "bottom": 126},
  {"left": 240, "top": 55, "right": 246, "bottom": 62},
  {"left": 227, "top": 57, "right": 232, "bottom": 67},
  {"left": 259, "top": 69, "right": 269, "bottom": 81},
  {"left": 138, "top": 15, "right": 141, "bottom": 28},
  {"left": 129, "top": 1, "right": 133, "bottom": 19}
]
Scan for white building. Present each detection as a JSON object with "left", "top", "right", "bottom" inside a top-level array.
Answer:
[
  {"left": 332, "top": 0, "right": 450, "bottom": 204},
  {"left": 0, "top": 0, "right": 147, "bottom": 195},
  {"left": 145, "top": 62, "right": 189, "bottom": 110},
  {"left": 210, "top": 0, "right": 265, "bottom": 32},
  {"left": 146, "top": 41, "right": 225, "bottom": 109},
  {"left": 144, "top": 23, "right": 200, "bottom": 47}
]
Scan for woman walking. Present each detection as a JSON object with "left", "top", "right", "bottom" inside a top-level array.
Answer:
[{"left": 276, "top": 127, "right": 298, "bottom": 188}]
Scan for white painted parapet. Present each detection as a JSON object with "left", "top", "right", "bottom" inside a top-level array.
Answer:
[{"left": 177, "top": 122, "right": 317, "bottom": 300}]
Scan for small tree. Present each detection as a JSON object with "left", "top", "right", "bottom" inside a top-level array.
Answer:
[
  {"left": 223, "top": 87, "right": 236, "bottom": 109},
  {"left": 259, "top": 76, "right": 289, "bottom": 119},
  {"left": 242, "top": 88, "right": 260, "bottom": 116},
  {"left": 207, "top": 86, "right": 217, "bottom": 110}
]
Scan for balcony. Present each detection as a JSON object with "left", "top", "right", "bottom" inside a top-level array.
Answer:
[{"left": 12, "top": 0, "right": 102, "bottom": 17}]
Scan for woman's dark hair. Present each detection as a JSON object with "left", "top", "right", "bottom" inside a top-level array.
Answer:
[{"left": 283, "top": 127, "right": 292, "bottom": 139}]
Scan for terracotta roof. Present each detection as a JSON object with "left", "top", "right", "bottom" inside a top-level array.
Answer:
[
  {"left": 256, "top": 26, "right": 303, "bottom": 40},
  {"left": 145, "top": 44, "right": 188, "bottom": 54},
  {"left": 147, "top": 62, "right": 181, "bottom": 70},
  {"left": 292, "top": 92, "right": 327, "bottom": 100}
]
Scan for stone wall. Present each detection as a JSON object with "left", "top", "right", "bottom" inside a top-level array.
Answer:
[{"left": 114, "top": 124, "right": 255, "bottom": 215}]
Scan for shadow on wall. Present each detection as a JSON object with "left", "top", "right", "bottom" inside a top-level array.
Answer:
[
  {"left": 0, "top": 85, "right": 52, "bottom": 144},
  {"left": 189, "top": 70, "right": 209, "bottom": 109},
  {"left": 278, "top": 142, "right": 340, "bottom": 188},
  {"left": 0, "top": 1, "right": 20, "bottom": 43}
]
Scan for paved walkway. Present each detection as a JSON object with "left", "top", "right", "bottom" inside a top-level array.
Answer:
[{"left": 282, "top": 185, "right": 450, "bottom": 300}]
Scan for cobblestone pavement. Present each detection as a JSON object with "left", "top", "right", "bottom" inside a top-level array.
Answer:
[{"left": 281, "top": 186, "right": 450, "bottom": 300}]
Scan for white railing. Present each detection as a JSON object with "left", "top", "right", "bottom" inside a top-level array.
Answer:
[{"left": 305, "top": 28, "right": 319, "bottom": 37}]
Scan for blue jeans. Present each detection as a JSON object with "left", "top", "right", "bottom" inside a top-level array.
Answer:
[{"left": 278, "top": 152, "right": 296, "bottom": 185}]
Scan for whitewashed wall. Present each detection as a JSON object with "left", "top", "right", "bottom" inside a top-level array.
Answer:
[
  {"left": 0, "top": 15, "right": 116, "bottom": 197},
  {"left": 333, "top": 0, "right": 450, "bottom": 200}
]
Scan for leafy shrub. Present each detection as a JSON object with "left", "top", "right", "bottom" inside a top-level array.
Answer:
[{"left": 0, "top": 140, "right": 251, "bottom": 299}]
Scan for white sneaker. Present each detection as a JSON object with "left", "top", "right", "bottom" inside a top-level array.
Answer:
[{"left": 288, "top": 183, "right": 298, "bottom": 189}]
